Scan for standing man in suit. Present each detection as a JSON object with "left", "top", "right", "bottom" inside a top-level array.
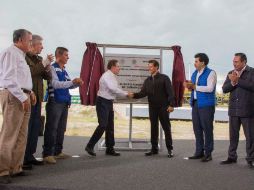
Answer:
[
  {"left": 85, "top": 59, "right": 130, "bottom": 156},
  {"left": 186, "top": 53, "right": 217, "bottom": 162},
  {"left": 220, "top": 53, "right": 254, "bottom": 169},
  {"left": 130, "top": 59, "right": 175, "bottom": 158},
  {"left": 23, "top": 34, "right": 53, "bottom": 169}
]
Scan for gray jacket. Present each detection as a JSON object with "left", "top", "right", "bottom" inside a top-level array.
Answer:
[{"left": 222, "top": 65, "right": 254, "bottom": 117}]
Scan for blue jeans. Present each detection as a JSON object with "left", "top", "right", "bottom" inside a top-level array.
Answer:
[
  {"left": 43, "top": 98, "right": 68, "bottom": 157},
  {"left": 24, "top": 101, "right": 41, "bottom": 162}
]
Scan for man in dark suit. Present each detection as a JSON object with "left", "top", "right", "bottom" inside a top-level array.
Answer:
[
  {"left": 130, "top": 60, "right": 175, "bottom": 158},
  {"left": 220, "top": 53, "right": 254, "bottom": 169},
  {"left": 23, "top": 34, "right": 53, "bottom": 169}
]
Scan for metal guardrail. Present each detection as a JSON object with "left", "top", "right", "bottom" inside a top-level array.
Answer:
[
  {"left": 71, "top": 95, "right": 230, "bottom": 106},
  {"left": 71, "top": 95, "right": 81, "bottom": 104}
]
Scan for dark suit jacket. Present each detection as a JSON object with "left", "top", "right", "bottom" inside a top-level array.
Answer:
[
  {"left": 222, "top": 65, "right": 254, "bottom": 117},
  {"left": 26, "top": 53, "right": 52, "bottom": 102},
  {"left": 133, "top": 72, "right": 175, "bottom": 108}
]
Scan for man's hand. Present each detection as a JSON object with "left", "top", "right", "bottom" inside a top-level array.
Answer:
[
  {"left": 22, "top": 99, "right": 30, "bottom": 112},
  {"left": 72, "top": 78, "right": 84, "bottom": 85},
  {"left": 30, "top": 92, "right": 37, "bottom": 106},
  {"left": 47, "top": 54, "right": 54, "bottom": 62},
  {"left": 127, "top": 92, "right": 134, "bottom": 98},
  {"left": 185, "top": 81, "right": 196, "bottom": 91},
  {"left": 167, "top": 106, "right": 174, "bottom": 113},
  {"left": 42, "top": 54, "right": 54, "bottom": 67},
  {"left": 228, "top": 71, "right": 239, "bottom": 85}
]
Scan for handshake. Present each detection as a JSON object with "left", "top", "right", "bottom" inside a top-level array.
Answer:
[
  {"left": 127, "top": 92, "right": 134, "bottom": 98},
  {"left": 72, "top": 78, "right": 84, "bottom": 85}
]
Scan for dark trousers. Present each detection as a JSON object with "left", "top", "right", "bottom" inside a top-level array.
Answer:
[
  {"left": 192, "top": 101, "right": 215, "bottom": 156},
  {"left": 228, "top": 116, "right": 254, "bottom": 161},
  {"left": 148, "top": 105, "right": 173, "bottom": 151},
  {"left": 43, "top": 98, "right": 68, "bottom": 157},
  {"left": 87, "top": 96, "right": 115, "bottom": 149},
  {"left": 24, "top": 101, "right": 41, "bottom": 162}
]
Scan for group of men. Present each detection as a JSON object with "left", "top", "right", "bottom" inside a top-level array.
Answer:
[
  {"left": 185, "top": 52, "right": 254, "bottom": 168},
  {"left": 84, "top": 53, "right": 254, "bottom": 169},
  {"left": 0, "top": 28, "right": 254, "bottom": 184},
  {"left": 85, "top": 52, "right": 254, "bottom": 169},
  {"left": 0, "top": 29, "right": 83, "bottom": 184}
]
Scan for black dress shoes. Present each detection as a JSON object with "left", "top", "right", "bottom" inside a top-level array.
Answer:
[
  {"left": 220, "top": 158, "right": 237, "bottom": 165},
  {"left": 0, "top": 175, "right": 11, "bottom": 184},
  {"left": 85, "top": 146, "right": 96, "bottom": 156},
  {"left": 247, "top": 161, "right": 254, "bottom": 169},
  {"left": 201, "top": 155, "right": 212, "bottom": 162},
  {"left": 22, "top": 163, "right": 33, "bottom": 170},
  {"left": 11, "top": 171, "right": 30, "bottom": 177},
  {"left": 106, "top": 148, "right": 120, "bottom": 156},
  {"left": 168, "top": 151, "right": 174, "bottom": 158},
  {"left": 29, "top": 159, "right": 44, "bottom": 165},
  {"left": 145, "top": 150, "right": 158, "bottom": 156},
  {"left": 188, "top": 154, "right": 204, "bottom": 159}
]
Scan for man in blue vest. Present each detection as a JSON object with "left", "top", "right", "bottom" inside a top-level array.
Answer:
[
  {"left": 186, "top": 53, "right": 217, "bottom": 162},
  {"left": 42, "top": 47, "right": 83, "bottom": 164}
]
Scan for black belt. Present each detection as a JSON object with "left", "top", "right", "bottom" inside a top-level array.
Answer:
[
  {"left": 22, "top": 88, "right": 32, "bottom": 94},
  {"left": 0, "top": 87, "right": 31, "bottom": 94},
  {"left": 97, "top": 96, "right": 113, "bottom": 102}
]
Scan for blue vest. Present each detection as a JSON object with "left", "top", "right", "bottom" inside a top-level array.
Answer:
[
  {"left": 190, "top": 67, "right": 216, "bottom": 108},
  {"left": 50, "top": 63, "right": 71, "bottom": 105}
]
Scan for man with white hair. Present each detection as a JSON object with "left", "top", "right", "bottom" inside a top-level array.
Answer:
[{"left": 23, "top": 34, "right": 53, "bottom": 170}]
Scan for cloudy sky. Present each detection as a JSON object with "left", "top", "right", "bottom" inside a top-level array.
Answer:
[{"left": 1, "top": 0, "right": 254, "bottom": 91}]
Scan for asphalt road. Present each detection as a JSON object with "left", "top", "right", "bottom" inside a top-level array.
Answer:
[{"left": 1, "top": 136, "right": 253, "bottom": 190}]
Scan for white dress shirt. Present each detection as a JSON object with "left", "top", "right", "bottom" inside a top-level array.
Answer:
[
  {"left": 97, "top": 70, "right": 127, "bottom": 100},
  {"left": 194, "top": 68, "right": 217, "bottom": 99},
  {"left": 0, "top": 45, "right": 32, "bottom": 102}
]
